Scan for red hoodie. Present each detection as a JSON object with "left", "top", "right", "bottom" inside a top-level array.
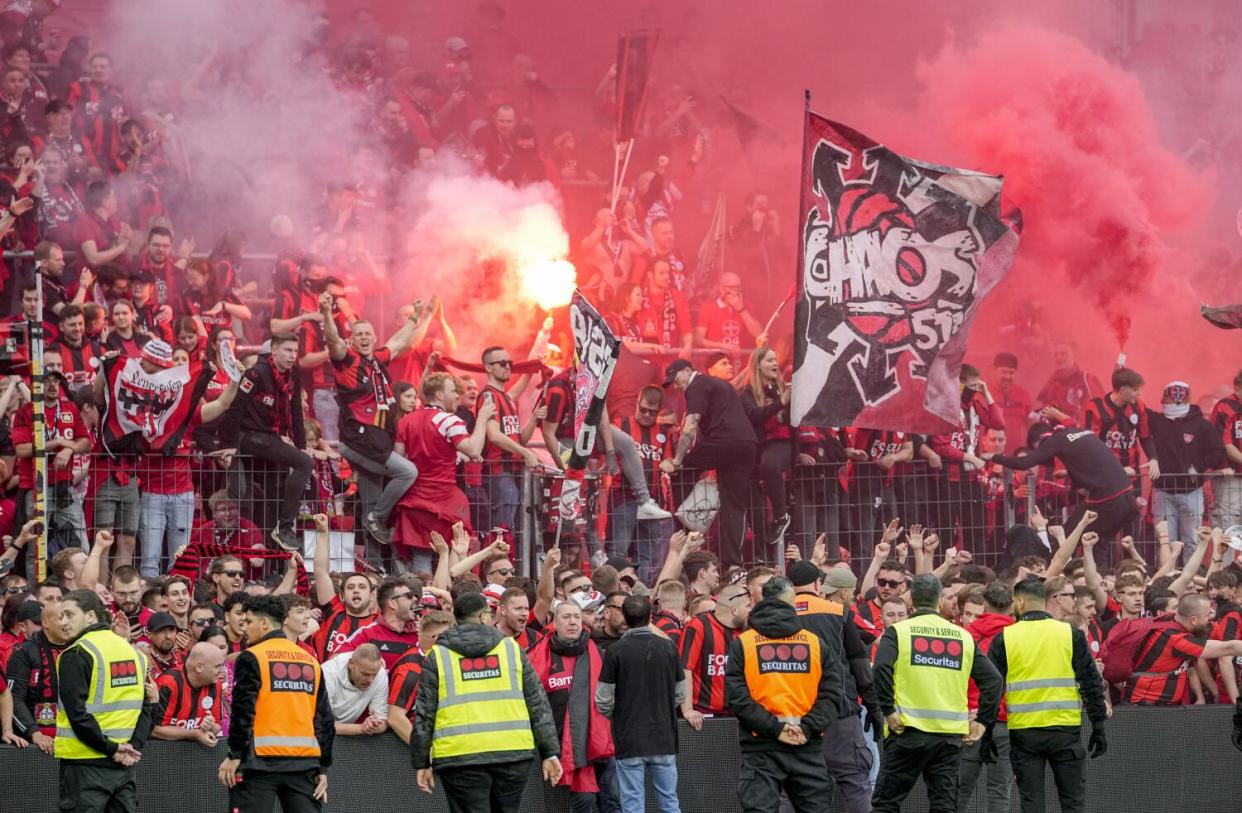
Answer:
[{"left": 968, "top": 612, "right": 1015, "bottom": 722}]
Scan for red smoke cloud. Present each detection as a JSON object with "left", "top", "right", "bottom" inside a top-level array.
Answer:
[{"left": 912, "top": 24, "right": 1213, "bottom": 351}]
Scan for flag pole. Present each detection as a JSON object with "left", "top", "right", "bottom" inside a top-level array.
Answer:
[
  {"left": 785, "top": 89, "right": 812, "bottom": 572},
  {"left": 610, "top": 139, "right": 635, "bottom": 211},
  {"left": 32, "top": 269, "right": 46, "bottom": 582}
]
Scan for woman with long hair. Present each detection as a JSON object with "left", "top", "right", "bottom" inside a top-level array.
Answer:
[
  {"left": 609, "top": 281, "right": 663, "bottom": 355},
  {"left": 740, "top": 347, "right": 793, "bottom": 542},
  {"left": 179, "top": 258, "right": 250, "bottom": 333}
]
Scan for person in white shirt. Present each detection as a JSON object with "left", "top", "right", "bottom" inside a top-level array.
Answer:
[{"left": 321, "top": 643, "right": 390, "bottom": 736}]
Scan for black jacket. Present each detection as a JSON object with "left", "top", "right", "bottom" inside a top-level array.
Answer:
[
  {"left": 226, "top": 630, "right": 335, "bottom": 772},
  {"left": 872, "top": 609, "right": 1003, "bottom": 732},
  {"left": 793, "top": 590, "right": 879, "bottom": 720},
  {"left": 57, "top": 623, "right": 157, "bottom": 766},
  {"left": 221, "top": 355, "right": 306, "bottom": 448},
  {"left": 410, "top": 622, "right": 559, "bottom": 770},
  {"left": 987, "top": 610, "right": 1108, "bottom": 728},
  {"left": 991, "top": 427, "right": 1131, "bottom": 501},
  {"left": 739, "top": 385, "right": 788, "bottom": 445},
  {"left": 7, "top": 632, "right": 62, "bottom": 736},
  {"left": 726, "top": 598, "right": 844, "bottom": 751},
  {"left": 1147, "top": 406, "right": 1226, "bottom": 493}
]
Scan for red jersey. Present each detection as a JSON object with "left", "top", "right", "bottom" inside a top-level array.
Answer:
[
  {"left": 638, "top": 288, "right": 690, "bottom": 347},
  {"left": 615, "top": 416, "right": 670, "bottom": 504},
  {"left": 853, "top": 597, "right": 884, "bottom": 644},
  {"left": 1211, "top": 396, "right": 1242, "bottom": 455},
  {"left": 652, "top": 610, "right": 684, "bottom": 647},
  {"left": 1122, "top": 620, "right": 1206, "bottom": 705},
  {"left": 930, "top": 390, "right": 1005, "bottom": 481},
  {"left": 1210, "top": 601, "right": 1242, "bottom": 701},
  {"left": 846, "top": 428, "right": 907, "bottom": 487},
  {"left": 336, "top": 617, "right": 419, "bottom": 670},
  {"left": 11, "top": 395, "right": 87, "bottom": 487},
  {"left": 1083, "top": 395, "right": 1151, "bottom": 470},
  {"left": 678, "top": 612, "right": 738, "bottom": 715},
  {"left": 311, "top": 596, "right": 377, "bottom": 662},
  {"left": 696, "top": 298, "right": 754, "bottom": 349},
  {"left": 145, "top": 648, "right": 185, "bottom": 681},
  {"left": 73, "top": 211, "right": 125, "bottom": 272},
  {"left": 479, "top": 385, "right": 522, "bottom": 474},
  {"left": 387, "top": 649, "right": 426, "bottom": 721},
  {"left": 66, "top": 80, "right": 127, "bottom": 171},
  {"left": 277, "top": 287, "right": 348, "bottom": 391},
  {"left": 155, "top": 668, "right": 220, "bottom": 730},
  {"left": 399, "top": 406, "right": 469, "bottom": 503}
]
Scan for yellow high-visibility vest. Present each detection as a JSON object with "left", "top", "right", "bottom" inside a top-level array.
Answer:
[
  {"left": 431, "top": 636, "right": 535, "bottom": 761},
  {"left": 891, "top": 615, "right": 974, "bottom": 735},
  {"left": 1001, "top": 618, "right": 1081, "bottom": 730},
  {"left": 55, "top": 629, "right": 147, "bottom": 760}
]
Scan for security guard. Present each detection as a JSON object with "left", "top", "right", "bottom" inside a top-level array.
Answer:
[
  {"left": 56, "top": 589, "right": 157, "bottom": 813},
  {"left": 986, "top": 576, "right": 1107, "bottom": 813},
  {"left": 219, "top": 595, "right": 334, "bottom": 812},
  {"left": 411, "top": 591, "right": 562, "bottom": 813},
  {"left": 726, "top": 576, "right": 843, "bottom": 812},
  {"left": 871, "top": 574, "right": 1002, "bottom": 813}
]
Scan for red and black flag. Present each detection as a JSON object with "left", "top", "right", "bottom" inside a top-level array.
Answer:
[
  {"left": 1201, "top": 303, "right": 1242, "bottom": 330},
  {"left": 791, "top": 111, "right": 1020, "bottom": 434},
  {"left": 99, "top": 355, "right": 213, "bottom": 455},
  {"left": 615, "top": 30, "right": 659, "bottom": 143}
]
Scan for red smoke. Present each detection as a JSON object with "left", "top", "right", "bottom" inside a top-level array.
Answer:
[{"left": 912, "top": 24, "right": 1213, "bottom": 352}]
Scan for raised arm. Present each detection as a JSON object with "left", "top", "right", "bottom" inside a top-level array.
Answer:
[
  {"left": 383, "top": 301, "right": 425, "bottom": 358},
  {"left": 531, "top": 546, "right": 562, "bottom": 625},
  {"left": 319, "top": 293, "right": 348, "bottom": 362},
  {"left": 311, "top": 514, "right": 335, "bottom": 607},
  {"left": 1169, "top": 528, "right": 1216, "bottom": 596},
  {"left": 1080, "top": 531, "right": 1109, "bottom": 610}
]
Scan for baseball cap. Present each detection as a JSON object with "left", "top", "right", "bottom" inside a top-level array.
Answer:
[
  {"left": 146, "top": 611, "right": 178, "bottom": 632},
  {"left": 128, "top": 269, "right": 156, "bottom": 285},
  {"left": 444, "top": 36, "right": 469, "bottom": 53},
  {"left": 570, "top": 589, "right": 605, "bottom": 613},
  {"left": 140, "top": 339, "right": 175, "bottom": 369},
  {"left": 787, "top": 560, "right": 824, "bottom": 588},
  {"left": 993, "top": 352, "right": 1018, "bottom": 369},
  {"left": 17, "top": 601, "right": 42, "bottom": 623},
  {"left": 662, "top": 359, "right": 694, "bottom": 386},
  {"left": 823, "top": 567, "right": 858, "bottom": 592}
]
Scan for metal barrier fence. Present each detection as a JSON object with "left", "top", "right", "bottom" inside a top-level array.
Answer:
[
  {"left": 13, "top": 448, "right": 1107, "bottom": 587},
  {"left": 2, "top": 708, "right": 1237, "bottom": 812}
]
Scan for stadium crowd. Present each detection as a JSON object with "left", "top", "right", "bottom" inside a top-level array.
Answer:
[{"left": 0, "top": 2, "right": 1239, "bottom": 812}]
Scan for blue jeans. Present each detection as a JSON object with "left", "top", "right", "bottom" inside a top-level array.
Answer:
[
  {"left": 1152, "top": 488, "right": 1205, "bottom": 563},
  {"left": 138, "top": 491, "right": 195, "bottom": 578},
  {"left": 615, "top": 754, "right": 680, "bottom": 813},
  {"left": 609, "top": 500, "right": 672, "bottom": 585}
]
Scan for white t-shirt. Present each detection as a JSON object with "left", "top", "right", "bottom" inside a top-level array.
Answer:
[{"left": 321, "top": 651, "right": 389, "bottom": 723}]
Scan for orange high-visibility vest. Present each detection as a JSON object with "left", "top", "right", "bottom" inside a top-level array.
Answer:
[
  {"left": 739, "top": 628, "right": 822, "bottom": 723},
  {"left": 249, "top": 636, "right": 321, "bottom": 758}
]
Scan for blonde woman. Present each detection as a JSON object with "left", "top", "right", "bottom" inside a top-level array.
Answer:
[{"left": 740, "top": 347, "right": 792, "bottom": 542}]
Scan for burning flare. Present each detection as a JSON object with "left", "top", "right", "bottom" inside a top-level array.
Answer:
[{"left": 519, "top": 258, "right": 577, "bottom": 311}]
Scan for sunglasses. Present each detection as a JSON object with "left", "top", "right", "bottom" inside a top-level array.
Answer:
[
  {"left": 568, "top": 584, "right": 591, "bottom": 595},
  {"left": 4, "top": 585, "right": 27, "bottom": 594},
  {"left": 488, "top": 359, "right": 513, "bottom": 368},
  {"left": 876, "top": 578, "right": 904, "bottom": 589},
  {"left": 392, "top": 591, "right": 413, "bottom": 601},
  {"left": 637, "top": 405, "right": 659, "bottom": 415},
  {"left": 192, "top": 618, "right": 213, "bottom": 627},
  {"left": 489, "top": 567, "right": 516, "bottom": 577},
  {"left": 221, "top": 570, "right": 244, "bottom": 578}
]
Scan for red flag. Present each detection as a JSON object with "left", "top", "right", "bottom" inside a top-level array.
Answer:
[{"left": 791, "top": 112, "right": 1020, "bottom": 434}]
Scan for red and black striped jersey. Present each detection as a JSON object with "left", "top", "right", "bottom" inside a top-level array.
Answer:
[
  {"left": 155, "top": 667, "right": 220, "bottom": 730},
  {"left": 543, "top": 372, "right": 575, "bottom": 442},
  {"left": 652, "top": 610, "right": 684, "bottom": 647},
  {"left": 1122, "top": 620, "right": 1206, "bottom": 705},
  {"left": 54, "top": 337, "right": 103, "bottom": 392},
  {"left": 678, "top": 611, "right": 738, "bottom": 715},
  {"left": 1083, "top": 396, "right": 1151, "bottom": 469},
  {"left": 311, "top": 597, "right": 377, "bottom": 662},
  {"left": 616, "top": 416, "right": 671, "bottom": 504},
  {"left": 333, "top": 346, "right": 396, "bottom": 435},
  {"left": 480, "top": 384, "right": 522, "bottom": 473},
  {"left": 1210, "top": 601, "right": 1242, "bottom": 700},
  {"left": 1211, "top": 396, "right": 1242, "bottom": 454},
  {"left": 852, "top": 597, "right": 883, "bottom": 645},
  {"left": 66, "top": 80, "right": 126, "bottom": 172},
  {"left": 387, "top": 649, "right": 426, "bottom": 720}
]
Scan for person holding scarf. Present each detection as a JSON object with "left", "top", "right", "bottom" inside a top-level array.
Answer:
[
  {"left": 320, "top": 292, "right": 425, "bottom": 551},
  {"left": 527, "top": 600, "right": 616, "bottom": 811}
]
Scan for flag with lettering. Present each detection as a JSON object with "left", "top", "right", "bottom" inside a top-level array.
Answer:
[
  {"left": 100, "top": 354, "right": 213, "bottom": 454},
  {"left": 791, "top": 111, "right": 1020, "bottom": 433}
]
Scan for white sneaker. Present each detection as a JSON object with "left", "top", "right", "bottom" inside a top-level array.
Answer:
[{"left": 636, "top": 500, "right": 672, "bottom": 520}]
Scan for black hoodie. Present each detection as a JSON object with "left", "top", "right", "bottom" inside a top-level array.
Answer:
[
  {"left": 1148, "top": 405, "right": 1226, "bottom": 493},
  {"left": 725, "top": 598, "right": 843, "bottom": 751},
  {"left": 410, "top": 622, "right": 560, "bottom": 771}
]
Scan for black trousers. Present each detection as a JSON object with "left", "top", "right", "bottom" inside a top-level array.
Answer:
[
  {"left": 237, "top": 430, "right": 313, "bottom": 528},
  {"left": 757, "top": 441, "right": 792, "bottom": 525},
  {"left": 1009, "top": 726, "right": 1087, "bottom": 813},
  {"left": 438, "top": 758, "right": 533, "bottom": 813},
  {"left": 228, "top": 767, "right": 321, "bottom": 813},
  {"left": 871, "top": 729, "right": 963, "bottom": 813},
  {"left": 59, "top": 762, "right": 137, "bottom": 813},
  {"left": 738, "top": 747, "right": 833, "bottom": 813},
  {"left": 682, "top": 440, "right": 756, "bottom": 567}
]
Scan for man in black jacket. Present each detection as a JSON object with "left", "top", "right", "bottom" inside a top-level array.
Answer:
[
  {"left": 727, "top": 577, "right": 842, "bottom": 812},
  {"left": 412, "top": 592, "right": 561, "bottom": 813},
  {"left": 984, "top": 422, "right": 1136, "bottom": 543},
  {"left": 596, "top": 594, "right": 687, "bottom": 813},
  {"left": 1147, "top": 381, "right": 1227, "bottom": 563},
  {"left": 662, "top": 359, "right": 758, "bottom": 567},
  {"left": 225, "top": 332, "right": 311, "bottom": 551}
]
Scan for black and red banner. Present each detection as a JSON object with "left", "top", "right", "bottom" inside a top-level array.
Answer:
[
  {"left": 791, "top": 111, "right": 1020, "bottom": 434},
  {"left": 615, "top": 30, "right": 659, "bottom": 143}
]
